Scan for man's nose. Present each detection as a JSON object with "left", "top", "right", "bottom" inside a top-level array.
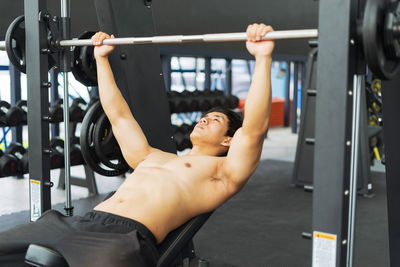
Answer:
[{"left": 200, "top": 118, "right": 208, "bottom": 124}]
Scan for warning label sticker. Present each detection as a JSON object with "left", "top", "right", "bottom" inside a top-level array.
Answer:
[
  {"left": 312, "top": 231, "right": 337, "bottom": 267},
  {"left": 29, "top": 179, "right": 41, "bottom": 222}
]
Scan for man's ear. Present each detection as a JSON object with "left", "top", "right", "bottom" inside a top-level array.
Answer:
[{"left": 220, "top": 136, "right": 232, "bottom": 147}]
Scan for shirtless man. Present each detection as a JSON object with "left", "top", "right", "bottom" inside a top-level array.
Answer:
[
  {"left": 92, "top": 22, "right": 273, "bottom": 242},
  {"left": 0, "top": 23, "right": 273, "bottom": 267}
]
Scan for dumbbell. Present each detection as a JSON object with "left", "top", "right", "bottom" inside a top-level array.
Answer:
[
  {"left": 209, "top": 90, "right": 226, "bottom": 108},
  {"left": 49, "top": 99, "right": 64, "bottom": 123},
  {"left": 51, "top": 137, "right": 84, "bottom": 168},
  {"left": 0, "top": 100, "right": 25, "bottom": 126},
  {"left": 168, "top": 91, "right": 189, "bottom": 113},
  {"left": 197, "top": 91, "right": 212, "bottom": 111},
  {"left": 221, "top": 95, "right": 240, "bottom": 109},
  {"left": 227, "top": 95, "right": 239, "bottom": 108},
  {"left": 0, "top": 147, "right": 19, "bottom": 177},
  {"left": 185, "top": 90, "right": 200, "bottom": 112},
  {"left": 50, "top": 138, "right": 65, "bottom": 169},
  {"left": 5, "top": 143, "right": 28, "bottom": 175},
  {"left": 70, "top": 98, "right": 87, "bottom": 122},
  {"left": 15, "top": 100, "right": 27, "bottom": 124}
]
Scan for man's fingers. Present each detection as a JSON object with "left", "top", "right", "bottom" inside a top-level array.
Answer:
[
  {"left": 247, "top": 24, "right": 258, "bottom": 41},
  {"left": 247, "top": 23, "right": 273, "bottom": 41},
  {"left": 91, "top": 32, "right": 112, "bottom": 45},
  {"left": 255, "top": 25, "right": 266, "bottom": 41}
]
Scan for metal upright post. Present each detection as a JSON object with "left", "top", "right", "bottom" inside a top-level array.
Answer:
[
  {"left": 161, "top": 55, "right": 171, "bottom": 91},
  {"left": 311, "top": 0, "right": 363, "bottom": 266},
  {"left": 284, "top": 61, "right": 291, "bottom": 127},
  {"left": 24, "top": 0, "right": 52, "bottom": 221},
  {"left": 60, "top": 0, "right": 73, "bottom": 216},
  {"left": 50, "top": 67, "right": 60, "bottom": 138},
  {"left": 225, "top": 59, "right": 232, "bottom": 95},
  {"left": 292, "top": 62, "right": 299, "bottom": 133},
  {"left": 9, "top": 64, "right": 22, "bottom": 143},
  {"left": 204, "top": 57, "right": 211, "bottom": 90},
  {"left": 382, "top": 74, "right": 400, "bottom": 267}
]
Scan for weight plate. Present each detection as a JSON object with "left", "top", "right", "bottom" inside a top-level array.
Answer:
[
  {"left": 362, "top": 0, "right": 400, "bottom": 79},
  {"left": 93, "top": 112, "right": 129, "bottom": 171},
  {"left": 80, "top": 100, "right": 126, "bottom": 176},
  {"left": 71, "top": 31, "right": 98, "bottom": 87},
  {"left": 5, "top": 16, "right": 26, "bottom": 73},
  {"left": 80, "top": 45, "right": 98, "bottom": 84},
  {"left": 5, "top": 15, "right": 57, "bottom": 74}
]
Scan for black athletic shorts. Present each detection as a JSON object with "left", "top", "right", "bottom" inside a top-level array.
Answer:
[{"left": 0, "top": 210, "right": 159, "bottom": 267}]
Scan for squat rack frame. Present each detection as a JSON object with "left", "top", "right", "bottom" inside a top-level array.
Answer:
[{"left": 19, "top": 0, "right": 400, "bottom": 266}]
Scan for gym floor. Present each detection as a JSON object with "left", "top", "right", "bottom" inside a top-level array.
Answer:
[{"left": 0, "top": 127, "right": 388, "bottom": 266}]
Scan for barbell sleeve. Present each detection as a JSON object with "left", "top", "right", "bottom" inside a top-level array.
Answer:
[{"left": 0, "top": 29, "right": 318, "bottom": 50}]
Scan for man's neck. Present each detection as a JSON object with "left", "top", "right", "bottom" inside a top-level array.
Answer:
[{"left": 188, "top": 145, "right": 222, "bottom": 157}]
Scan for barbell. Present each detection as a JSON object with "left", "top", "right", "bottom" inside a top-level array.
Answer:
[{"left": 0, "top": 29, "right": 317, "bottom": 49}]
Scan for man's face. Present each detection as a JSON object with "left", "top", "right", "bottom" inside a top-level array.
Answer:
[{"left": 190, "top": 112, "right": 230, "bottom": 144}]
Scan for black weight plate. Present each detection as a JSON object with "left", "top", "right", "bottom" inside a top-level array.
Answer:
[
  {"left": 362, "top": 0, "right": 400, "bottom": 79},
  {"left": 80, "top": 45, "right": 98, "bottom": 84},
  {"left": 5, "top": 15, "right": 56, "bottom": 74},
  {"left": 80, "top": 101, "right": 125, "bottom": 176},
  {"left": 71, "top": 31, "right": 98, "bottom": 87},
  {"left": 93, "top": 112, "right": 129, "bottom": 171},
  {"left": 5, "top": 16, "right": 26, "bottom": 73}
]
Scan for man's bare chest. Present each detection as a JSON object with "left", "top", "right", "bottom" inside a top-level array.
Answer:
[{"left": 135, "top": 152, "right": 224, "bottom": 181}]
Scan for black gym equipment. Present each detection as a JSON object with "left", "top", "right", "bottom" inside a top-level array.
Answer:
[
  {"left": 0, "top": 148, "right": 19, "bottom": 177},
  {"left": 50, "top": 138, "right": 65, "bottom": 169},
  {"left": 5, "top": 16, "right": 27, "bottom": 73},
  {"left": 49, "top": 99, "right": 64, "bottom": 123},
  {"left": 5, "top": 143, "right": 27, "bottom": 176},
  {"left": 69, "top": 98, "right": 87, "bottom": 122},
  {"left": 71, "top": 31, "right": 98, "bottom": 87},
  {"left": 5, "top": 15, "right": 57, "bottom": 74},
  {"left": 16, "top": 100, "right": 28, "bottom": 125},
  {"left": 167, "top": 90, "right": 240, "bottom": 114},
  {"left": 362, "top": 0, "right": 400, "bottom": 79},
  {"left": 80, "top": 100, "right": 129, "bottom": 176},
  {"left": 0, "top": 100, "right": 25, "bottom": 127}
]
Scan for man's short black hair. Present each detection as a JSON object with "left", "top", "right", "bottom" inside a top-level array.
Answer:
[{"left": 203, "top": 106, "right": 243, "bottom": 137}]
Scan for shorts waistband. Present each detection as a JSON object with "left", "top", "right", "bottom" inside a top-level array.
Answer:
[{"left": 84, "top": 210, "right": 156, "bottom": 244}]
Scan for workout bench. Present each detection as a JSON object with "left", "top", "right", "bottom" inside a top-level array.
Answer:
[{"left": 25, "top": 211, "right": 213, "bottom": 267}]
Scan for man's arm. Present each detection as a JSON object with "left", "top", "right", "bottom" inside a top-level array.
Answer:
[
  {"left": 221, "top": 24, "right": 274, "bottom": 190},
  {"left": 93, "top": 32, "right": 159, "bottom": 168}
]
